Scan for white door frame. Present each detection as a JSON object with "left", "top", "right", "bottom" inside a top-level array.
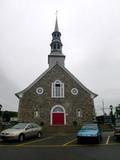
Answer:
[{"left": 50, "top": 105, "right": 66, "bottom": 125}]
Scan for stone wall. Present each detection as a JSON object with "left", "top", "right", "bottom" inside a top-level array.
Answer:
[{"left": 18, "top": 64, "right": 96, "bottom": 126}]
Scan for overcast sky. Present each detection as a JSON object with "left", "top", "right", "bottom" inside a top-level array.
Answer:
[{"left": 0, "top": 0, "right": 120, "bottom": 115}]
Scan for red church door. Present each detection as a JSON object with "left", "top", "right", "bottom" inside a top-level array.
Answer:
[
  {"left": 51, "top": 105, "right": 65, "bottom": 125},
  {"left": 52, "top": 113, "right": 64, "bottom": 125}
]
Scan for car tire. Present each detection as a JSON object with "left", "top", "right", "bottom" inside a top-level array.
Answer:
[
  {"left": 113, "top": 135, "right": 117, "bottom": 141},
  {"left": 96, "top": 136, "right": 100, "bottom": 144},
  {"left": 18, "top": 134, "right": 24, "bottom": 142},
  {"left": 77, "top": 138, "right": 81, "bottom": 144}
]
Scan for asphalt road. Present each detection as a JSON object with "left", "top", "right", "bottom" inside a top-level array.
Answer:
[{"left": 0, "top": 132, "right": 120, "bottom": 160}]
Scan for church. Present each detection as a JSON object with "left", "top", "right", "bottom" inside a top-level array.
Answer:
[{"left": 16, "top": 18, "right": 97, "bottom": 127}]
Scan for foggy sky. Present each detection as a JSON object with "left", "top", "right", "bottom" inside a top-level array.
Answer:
[{"left": 0, "top": 0, "right": 120, "bottom": 115}]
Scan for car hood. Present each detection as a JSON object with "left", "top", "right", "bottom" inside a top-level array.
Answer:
[
  {"left": 78, "top": 130, "right": 98, "bottom": 136},
  {"left": 115, "top": 127, "right": 120, "bottom": 131},
  {"left": 1, "top": 128, "right": 24, "bottom": 134}
]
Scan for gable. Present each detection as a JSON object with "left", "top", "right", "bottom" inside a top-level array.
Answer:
[{"left": 15, "top": 64, "right": 97, "bottom": 99}]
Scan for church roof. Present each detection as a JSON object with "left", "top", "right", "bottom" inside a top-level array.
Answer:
[{"left": 15, "top": 63, "right": 97, "bottom": 99}]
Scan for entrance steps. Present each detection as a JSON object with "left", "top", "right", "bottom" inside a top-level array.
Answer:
[
  {"left": 42, "top": 124, "right": 113, "bottom": 134},
  {"left": 42, "top": 125, "right": 80, "bottom": 134},
  {"left": 100, "top": 123, "right": 113, "bottom": 131}
]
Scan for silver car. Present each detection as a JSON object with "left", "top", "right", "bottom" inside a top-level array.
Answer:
[{"left": 0, "top": 122, "right": 42, "bottom": 142}]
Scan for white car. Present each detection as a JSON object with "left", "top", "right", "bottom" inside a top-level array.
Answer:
[{"left": 0, "top": 122, "right": 42, "bottom": 142}]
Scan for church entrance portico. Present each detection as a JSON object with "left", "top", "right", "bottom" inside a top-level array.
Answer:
[{"left": 50, "top": 105, "right": 66, "bottom": 125}]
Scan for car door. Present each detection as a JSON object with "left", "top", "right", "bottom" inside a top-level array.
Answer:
[
  {"left": 25, "top": 124, "right": 34, "bottom": 138},
  {"left": 31, "top": 123, "right": 39, "bottom": 137}
]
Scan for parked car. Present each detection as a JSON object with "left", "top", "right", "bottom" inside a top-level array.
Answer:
[
  {"left": 77, "top": 123, "right": 102, "bottom": 144},
  {"left": 113, "top": 119, "right": 120, "bottom": 140},
  {"left": 0, "top": 122, "right": 42, "bottom": 142}
]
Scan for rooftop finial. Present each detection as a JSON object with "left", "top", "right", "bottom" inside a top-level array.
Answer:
[
  {"left": 56, "top": 10, "right": 58, "bottom": 17},
  {"left": 54, "top": 11, "right": 59, "bottom": 32}
]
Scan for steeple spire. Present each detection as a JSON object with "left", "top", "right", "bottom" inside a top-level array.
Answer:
[
  {"left": 48, "top": 15, "right": 65, "bottom": 68},
  {"left": 54, "top": 11, "right": 59, "bottom": 31},
  {"left": 54, "top": 16, "right": 59, "bottom": 32}
]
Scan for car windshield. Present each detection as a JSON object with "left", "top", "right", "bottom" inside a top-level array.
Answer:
[
  {"left": 81, "top": 125, "right": 97, "bottom": 130},
  {"left": 12, "top": 123, "right": 28, "bottom": 129},
  {"left": 115, "top": 119, "right": 120, "bottom": 127},
  {"left": 115, "top": 123, "right": 120, "bottom": 127}
]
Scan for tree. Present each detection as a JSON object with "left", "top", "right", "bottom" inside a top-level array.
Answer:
[
  {"left": 2, "top": 111, "right": 10, "bottom": 122},
  {"left": 0, "top": 104, "right": 2, "bottom": 117},
  {"left": 115, "top": 104, "right": 120, "bottom": 118}
]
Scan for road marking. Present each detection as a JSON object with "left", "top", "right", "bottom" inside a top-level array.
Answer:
[
  {"left": 63, "top": 138, "right": 77, "bottom": 146},
  {"left": 0, "top": 142, "right": 120, "bottom": 148},
  {"left": 106, "top": 136, "right": 110, "bottom": 145},
  {"left": 16, "top": 136, "right": 54, "bottom": 146}
]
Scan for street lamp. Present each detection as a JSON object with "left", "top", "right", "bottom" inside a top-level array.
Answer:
[
  {"left": 110, "top": 105, "right": 113, "bottom": 112},
  {"left": 109, "top": 105, "right": 115, "bottom": 125}
]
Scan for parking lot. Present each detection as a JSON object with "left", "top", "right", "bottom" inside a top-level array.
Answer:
[
  {"left": 0, "top": 131, "right": 119, "bottom": 147},
  {"left": 1, "top": 131, "right": 120, "bottom": 160}
]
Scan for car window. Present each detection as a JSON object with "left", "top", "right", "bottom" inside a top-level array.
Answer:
[
  {"left": 115, "top": 123, "right": 120, "bottom": 127},
  {"left": 12, "top": 123, "right": 28, "bottom": 129},
  {"left": 81, "top": 125, "right": 98, "bottom": 130},
  {"left": 115, "top": 119, "right": 120, "bottom": 127},
  {"left": 26, "top": 124, "right": 33, "bottom": 129},
  {"left": 32, "top": 123, "right": 39, "bottom": 128}
]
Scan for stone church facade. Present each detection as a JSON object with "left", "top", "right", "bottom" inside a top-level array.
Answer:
[{"left": 16, "top": 18, "right": 97, "bottom": 126}]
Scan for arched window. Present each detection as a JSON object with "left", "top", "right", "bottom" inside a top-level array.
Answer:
[
  {"left": 76, "top": 109, "right": 82, "bottom": 118},
  {"left": 53, "top": 107, "right": 64, "bottom": 112},
  {"left": 51, "top": 80, "right": 64, "bottom": 98},
  {"left": 57, "top": 44, "right": 60, "bottom": 49},
  {"left": 53, "top": 44, "right": 56, "bottom": 49},
  {"left": 34, "top": 109, "right": 39, "bottom": 118}
]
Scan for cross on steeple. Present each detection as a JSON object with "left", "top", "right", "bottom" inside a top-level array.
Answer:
[{"left": 55, "top": 10, "right": 58, "bottom": 17}]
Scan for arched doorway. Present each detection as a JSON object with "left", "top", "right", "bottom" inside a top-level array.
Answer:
[{"left": 50, "top": 105, "right": 66, "bottom": 125}]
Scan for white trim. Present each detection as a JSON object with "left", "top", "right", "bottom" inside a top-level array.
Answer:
[
  {"left": 76, "top": 109, "right": 82, "bottom": 118},
  {"left": 34, "top": 108, "right": 40, "bottom": 118},
  {"left": 71, "top": 88, "right": 78, "bottom": 95},
  {"left": 51, "top": 80, "right": 64, "bottom": 98},
  {"left": 50, "top": 105, "right": 66, "bottom": 125},
  {"left": 36, "top": 87, "right": 44, "bottom": 95},
  {"left": 34, "top": 110, "right": 39, "bottom": 118}
]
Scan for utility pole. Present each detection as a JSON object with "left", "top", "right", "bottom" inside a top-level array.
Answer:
[
  {"left": 102, "top": 100, "right": 105, "bottom": 115},
  {"left": 0, "top": 104, "right": 2, "bottom": 126},
  {"left": 102, "top": 100, "right": 105, "bottom": 123}
]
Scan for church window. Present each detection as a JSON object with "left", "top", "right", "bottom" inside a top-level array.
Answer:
[
  {"left": 76, "top": 109, "right": 82, "bottom": 118},
  {"left": 52, "top": 80, "right": 64, "bottom": 98},
  {"left": 36, "top": 87, "right": 44, "bottom": 95},
  {"left": 57, "top": 44, "right": 60, "bottom": 49},
  {"left": 34, "top": 109, "right": 39, "bottom": 118},
  {"left": 71, "top": 88, "right": 78, "bottom": 95},
  {"left": 53, "top": 107, "right": 64, "bottom": 112},
  {"left": 53, "top": 44, "right": 56, "bottom": 49}
]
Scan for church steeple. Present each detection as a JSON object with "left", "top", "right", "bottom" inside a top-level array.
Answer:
[
  {"left": 54, "top": 17, "right": 59, "bottom": 32},
  {"left": 48, "top": 17, "right": 65, "bottom": 67},
  {"left": 50, "top": 16, "right": 62, "bottom": 54}
]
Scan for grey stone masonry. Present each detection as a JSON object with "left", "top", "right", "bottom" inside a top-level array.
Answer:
[{"left": 17, "top": 64, "right": 96, "bottom": 126}]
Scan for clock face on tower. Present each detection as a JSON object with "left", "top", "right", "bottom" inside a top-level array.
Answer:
[
  {"left": 36, "top": 87, "right": 44, "bottom": 95},
  {"left": 71, "top": 88, "right": 78, "bottom": 95}
]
